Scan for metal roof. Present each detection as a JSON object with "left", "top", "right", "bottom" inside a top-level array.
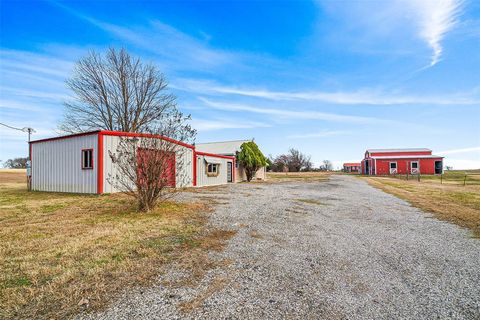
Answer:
[
  {"left": 30, "top": 130, "right": 195, "bottom": 149},
  {"left": 370, "top": 155, "right": 443, "bottom": 159},
  {"left": 366, "top": 148, "right": 431, "bottom": 153},
  {"left": 200, "top": 155, "right": 223, "bottom": 164},
  {"left": 196, "top": 139, "right": 251, "bottom": 156}
]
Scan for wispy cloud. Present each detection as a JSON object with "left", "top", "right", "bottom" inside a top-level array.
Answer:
[
  {"left": 190, "top": 118, "right": 270, "bottom": 131},
  {"left": 409, "top": 0, "right": 464, "bottom": 67},
  {"left": 438, "top": 146, "right": 480, "bottom": 155},
  {"left": 0, "top": 49, "right": 72, "bottom": 150},
  {"left": 175, "top": 79, "right": 479, "bottom": 105},
  {"left": 49, "top": 1, "right": 241, "bottom": 72},
  {"left": 0, "top": 99, "right": 48, "bottom": 112},
  {"left": 0, "top": 87, "right": 69, "bottom": 101},
  {"left": 287, "top": 130, "right": 349, "bottom": 139},
  {"left": 199, "top": 98, "right": 392, "bottom": 124},
  {"left": 317, "top": 0, "right": 465, "bottom": 67},
  {"left": 96, "top": 20, "right": 236, "bottom": 70}
]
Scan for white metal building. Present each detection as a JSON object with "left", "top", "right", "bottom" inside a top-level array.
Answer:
[
  {"left": 29, "top": 130, "right": 236, "bottom": 194},
  {"left": 195, "top": 152, "right": 235, "bottom": 187},
  {"left": 196, "top": 140, "right": 266, "bottom": 182}
]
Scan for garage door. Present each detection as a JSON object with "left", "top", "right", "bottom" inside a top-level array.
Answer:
[{"left": 137, "top": 148, "right": 176, "bottom": 188}]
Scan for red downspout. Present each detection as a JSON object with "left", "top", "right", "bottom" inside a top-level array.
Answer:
[
  {"left": 29, "top": 143, "right": 32, "bottom": 190},
  {"left": 97, "top": 132, "right": 104, "bottom": 194},
  {"left": 233, "top": 157, "right": 236, "bottom": 183},
  {"left": 193, "top": 151, "right": 197, "bottom": 187}
]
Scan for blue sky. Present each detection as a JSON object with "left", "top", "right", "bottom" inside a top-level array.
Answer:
[{"left": 1, "top": 0, "right": 479, "bottom": 169}]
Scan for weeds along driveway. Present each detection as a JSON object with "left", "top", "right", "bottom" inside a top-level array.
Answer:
[{"left": 81, "top": 175, "right": 480, "bottom": 320}]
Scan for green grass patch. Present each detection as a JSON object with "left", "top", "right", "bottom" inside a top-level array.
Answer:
[
  {"left": 40, "top": 204, "right": 66, "bottom": 213},
  {"left": 1, "top": 276, "right": 32, "bottom": 289}
]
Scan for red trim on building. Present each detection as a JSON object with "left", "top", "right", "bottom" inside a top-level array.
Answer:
[
  {"left": 99, "top": 130, "right": 195, "bottom": 150},
  {"left": 194, "top": 151, "right": 235, "bottom": 160},
  {"left": 30, "top": 130, "right": 195, "bottom": 150},
  {"left": 193, "top": 151, "right": 197, "bottom": 187},
  {"left": 97, "top": 132, "right": 104, "bottom": 194},
  {"left": 343, "top": 163, "right": 361, "bottom": 167}
]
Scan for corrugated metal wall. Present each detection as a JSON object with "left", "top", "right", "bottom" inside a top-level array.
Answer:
[
  {"left": 103, "top": 135, "right": 194, "bottom": 193},
  {"left": 235, "top": 165, "right": 266, "bottom": 182},
  {"left": 196, "top": 155, "right": 230, "bottom": 186},
  {"left": 31, "top": 134, "right": 98, "bottom": 193}
]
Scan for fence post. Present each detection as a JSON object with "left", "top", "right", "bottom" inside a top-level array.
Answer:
[
  {"left": 440, "top": 174, "right": 443, "bottom": 184},
  {"left": 464, "top": 174, "right": 467, "bottom": 186},
  {"left": 418, "top": 174, "right": 420, "bottom": 182}
]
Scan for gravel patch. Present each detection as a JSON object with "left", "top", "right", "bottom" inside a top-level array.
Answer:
[{"left": 78, "top": 175, "right": 480, "bottom": 319}]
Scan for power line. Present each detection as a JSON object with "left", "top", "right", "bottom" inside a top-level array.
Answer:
[
  {"left": 0, "top": 122, "right": 26, "bottom": 132},
  {"left": 0, "top": 122, "right": 36, "bottom": 142}
]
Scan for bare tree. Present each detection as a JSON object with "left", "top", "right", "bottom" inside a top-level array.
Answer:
[
  {"left": 319, "top": 160, "right": 333, "bottom": 171},
  {"left": 302, "top": 156, "right": 313, "bottom": 172},
  {"left": 60, "top": 48, "right": 178, "bottom": 133},
  {"left": 60, "top": 48, "right": 196, "bottom": 211},
  {"left": 108, "top": 123, "right": 195, "bottom": 212},
  {"left": 269, "top": 149, "right": 313, "bottom": 172},
  {"left": 287, "top": 148, "right": 311, "bottom": 172},
  {"left": 271, "top": 154, "right": 289, "bottom": 172}
]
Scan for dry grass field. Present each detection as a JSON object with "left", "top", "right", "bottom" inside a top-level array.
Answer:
[
  {"left": 266, "top": 171, "right": 331, "bottom": 182},
  {"left": 0, "top": 170, "right": 231, "bottom": 319},
  {"left": 363, "top": 176, "right": 480, "bottom": 238},
  {"left": 387, "top": 170, "right": 480, "bottom": 186}
]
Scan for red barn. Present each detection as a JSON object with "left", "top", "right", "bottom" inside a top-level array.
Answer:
[
  {"left": 343, "top": 163, "right": 361, "bottom": 173},
  {"left": 361, "top": 148, "right": 444, "bottom": 175}
]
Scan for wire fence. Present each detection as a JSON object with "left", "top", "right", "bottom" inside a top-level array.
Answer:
[{"left": 390, "top": 171, "right": 480, "bottom": 186}]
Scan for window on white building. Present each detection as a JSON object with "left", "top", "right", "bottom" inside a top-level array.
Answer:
[
  {"left": 207, "top": 163, "right": 219, "bottom": 176},
  {"left": 82, "top": 149, "right": 93, "bottom": 169}
]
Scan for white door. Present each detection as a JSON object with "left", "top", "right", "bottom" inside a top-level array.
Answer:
[
  {"left": 389, "top": 162, "right": 397, "bottom": 174},
  {"left": 227, "top": 162, "right": 233, "bottom": 182},
  {"left": 411, "top": 161, "right": 419, "bottom": 174}
]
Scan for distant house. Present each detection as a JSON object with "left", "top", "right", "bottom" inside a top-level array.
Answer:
[
  {"left": 343, "top": 163, "right": 361, "bottom": 173},
  {"left": 29, "top": 130, "right": 237, "bottom": 193},
  {"left": 361, "top": 148, "right": 444, "bottom": 175},
  {"left": 196, "top": 140, "right": 267, "bottom": 182}
]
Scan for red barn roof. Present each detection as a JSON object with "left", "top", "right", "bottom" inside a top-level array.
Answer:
[{"left": 366, "top": 148, "right": 431, "bottom": 153}]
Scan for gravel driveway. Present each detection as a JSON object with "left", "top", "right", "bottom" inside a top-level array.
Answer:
[{"left": 81, "top": 175, "right": 480, "bottom": 319}]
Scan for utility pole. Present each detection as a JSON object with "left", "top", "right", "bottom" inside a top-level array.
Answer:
[{"left": 0, "top": 122, "right": 36, "bottom": 190}]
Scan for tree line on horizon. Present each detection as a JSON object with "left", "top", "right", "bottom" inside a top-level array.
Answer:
[{"left": 267, "top": 148, "right": 333, "bottom": 172}]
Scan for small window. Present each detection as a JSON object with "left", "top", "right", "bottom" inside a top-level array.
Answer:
[
  {"left": 411, "top": 161, "right": 418, "bottom": 169},
  {"left": 82, "top": 149, "right": 93, "bottom": 169},
  {"left": 207, "top": 163, "right": 218, "bottom": 174},
  {"left": 390, "top": 162, "right": 397, "bottom": 169}
]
